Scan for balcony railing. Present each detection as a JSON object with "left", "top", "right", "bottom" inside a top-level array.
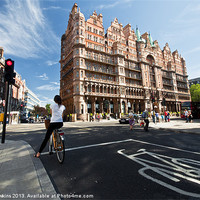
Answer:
[
  {"left": 176, "top": 77, "right": 187, "bottom": 82},
  {"left": 85, "top": 55, "right": 114, "bottom": 65}
]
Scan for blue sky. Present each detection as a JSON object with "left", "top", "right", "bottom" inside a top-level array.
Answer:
[{"left": 0, "top": 0, "right": 200, "bottom": 107}]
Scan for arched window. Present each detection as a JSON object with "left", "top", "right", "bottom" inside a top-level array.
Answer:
[{"left": 146, "top": 55, "right": 155, "bottom": 65}]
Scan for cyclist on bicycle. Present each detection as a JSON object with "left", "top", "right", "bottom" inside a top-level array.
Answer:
[{"left": 34, "top": 95, "right": 65, "bottom": 158}]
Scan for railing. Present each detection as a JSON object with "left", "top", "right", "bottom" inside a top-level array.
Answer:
[
  {"left": 162, "top": 74, "right": 172, "bottom": 79},
  {"left": 84, "top": 92, "right": 119, "bottom": 97},
  {"left": 85, "top": 55, "right": 114, "bottom": 65},
  {"left": 84, "top": 77, "right": 118, "bottom": 84},
  {"left": 176, "top": 77, "right": 187, "bottom": 82},
  {"left": 125, "top": 95, "right": 145, "bottom": 99}
]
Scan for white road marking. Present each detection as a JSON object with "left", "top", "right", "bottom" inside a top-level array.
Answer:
[
  {"left": 41, "top": 138, "right": 200, "bottom": 156},
  {"left": 41, "top": 139, "right": 133, "bottom": 155},
  {"left": 40, "top": 138, "right": 200, "bottom": 197},
  {"left": 130, "top": 138, "right": 200, "bottom": 155},
  {"left": 118, "top": 149, "right": 200, "bottom": 198}
]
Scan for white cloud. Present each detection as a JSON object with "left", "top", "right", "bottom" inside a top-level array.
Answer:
[
  {"left": 37, "top": 73, "right": 49, "bottom": 80},
  {"left": 98, "top": 0, "right": 134, "bottom": 10},
  {"left": 183, "top": 46, "right": 200, "bottom": 55},
  {"left": 43, "top": 6, "right": 66, "bottom": 11},
  {"left": 46, "top": 60, "right": 58, "bottom": 66},
  {"left": 50, "top": 82, "right": 60, "bottom": 86},
  {"left": 177, "top": 3, "right": 200, "bottom": 19},
  {"left": 0, "top": 0, "right": 59, "bottom": 58},
  {"left": 40, "top": 97, "right": 54, "bottom": 107},
  {"left": 187, "top": 64, "right": 200, "bottom": 79},
  {"left": 36, "top": 84, "right": 59, "bottom": 91}
]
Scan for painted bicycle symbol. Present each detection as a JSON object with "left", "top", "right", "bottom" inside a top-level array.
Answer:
[{"left": 118, "top": 149, "right": 200, "bottom": 198}]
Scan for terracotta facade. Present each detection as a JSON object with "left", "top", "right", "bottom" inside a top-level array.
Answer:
[{"left": 60, "top": 3, "right": 191, "bottom": 120}]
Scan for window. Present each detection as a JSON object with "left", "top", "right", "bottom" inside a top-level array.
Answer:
[
  {"left": 76, "top": 85, "right": 79, "bottom": 92},
  {"left": 76, "top": 71, "right": 79, "bottom": 78},
  {"left": 88, "top": 85, "right": 91, "bottom": 92}
]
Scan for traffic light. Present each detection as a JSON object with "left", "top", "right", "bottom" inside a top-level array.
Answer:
[
  {"left": 4, "top": 59, "right": 16, "bottom": 84},
  {"left": 152, "top": 97, "right": 155, "bottom": 103}
]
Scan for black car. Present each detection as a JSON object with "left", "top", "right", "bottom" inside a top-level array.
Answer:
[
  {"left": 119, "top": 115, "right": 129, "bottom": 124},
  {"left": 21, "top": 118, "right": 28, "bottom": 123}
]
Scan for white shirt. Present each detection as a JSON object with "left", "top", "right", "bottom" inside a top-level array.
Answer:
[
  {"left": 184, "top": 110, "right": 188, "bottom": 116},
  {"left": 50, "top": 103, "right": 65, "bottom": 123}
]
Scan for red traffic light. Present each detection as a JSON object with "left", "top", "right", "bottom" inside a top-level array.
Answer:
[{"left": 6, "top": 60, "right": 13, "bottom": 66}]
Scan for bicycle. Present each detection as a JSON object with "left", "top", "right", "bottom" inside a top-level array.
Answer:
[{"left": 48, "top": 129, "right": 65, "bottom": 164}]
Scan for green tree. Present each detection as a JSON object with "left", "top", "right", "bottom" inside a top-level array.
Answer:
[
  {"left": 45, "top": 104, "right": 51, "bottom": 115},
  {"left": 190, "top": 84, "right": 200, "bottom": 102},
  {"left": 33, "top": 105, "right": 48, "bottom": 117}
]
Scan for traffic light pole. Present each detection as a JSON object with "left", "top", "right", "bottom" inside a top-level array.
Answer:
[{"left": 1, "top": 81, "right": 10, "bottom": 143}]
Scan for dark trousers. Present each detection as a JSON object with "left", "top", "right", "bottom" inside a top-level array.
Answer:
[
  {"left": 38, "top": 122, "right": 63, "bottom": 153},
  {"left": 144, "top": 119, "right": 149, "bottom": 131}
]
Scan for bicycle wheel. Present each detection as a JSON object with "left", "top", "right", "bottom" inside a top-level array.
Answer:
[
  {"left": 48, "top": 134, "right": 53, "bottom": 155},
  {"left": 56, "top": 134, "right": 65, "bottom": 164}
]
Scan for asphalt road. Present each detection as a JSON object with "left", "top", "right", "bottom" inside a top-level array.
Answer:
[{"left": 3, "top": 121, "right": 200, "bottom": 200}]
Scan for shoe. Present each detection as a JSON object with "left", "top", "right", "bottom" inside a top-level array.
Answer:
[{"left": 34, "top": 152, "right": 40, "bottom": 158}]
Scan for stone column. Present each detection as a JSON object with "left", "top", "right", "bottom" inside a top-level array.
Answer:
[
  {"left": 100, "top": 101, "right": 103, "bottom": 113},
  {"left": 158, "top": 100, "right": 162, "bottom": 113},
  {"left": 125, "top": 100, "right": 128, "bottom": 114},
  {"left": 144, "top": 100, "right": 148, "bottom": 110},
  {"left": 92, "top": 100, "right": 95, "bottom": 114}
]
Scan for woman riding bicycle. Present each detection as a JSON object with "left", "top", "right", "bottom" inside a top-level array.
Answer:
[{"left": 34, "top": 95, "right": 65, "bottom": 158}]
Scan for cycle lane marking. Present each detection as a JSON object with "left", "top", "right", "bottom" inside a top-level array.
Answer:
[{"left": 118, "top": 149, "right": 200, "bottom": 198}]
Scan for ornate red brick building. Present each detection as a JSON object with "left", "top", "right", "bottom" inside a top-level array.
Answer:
[{"left": 60, "top": 3, "right": 191, "bottom": 120}]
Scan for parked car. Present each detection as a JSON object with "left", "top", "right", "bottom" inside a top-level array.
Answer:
[
  {"left": 21, "top": 118, "right": 28, "bottom": 123},
  {"left": 29, "top": 118, "right": 34, "bottom": 123},
  {"left": 119, "top": 115, "right": 129, "bottom": 124}
]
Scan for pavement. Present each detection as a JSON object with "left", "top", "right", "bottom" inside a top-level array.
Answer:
[
  {"left": 0, "top": 117, "right": 200, "bottom": 199},
  {"left": 149, "top": 117, "right": 200, "bottom": 134},
  {"left": 0, "top": 140, "right": 60, "bottom": 200}
]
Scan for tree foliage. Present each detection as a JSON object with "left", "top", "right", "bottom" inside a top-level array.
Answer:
[
  {"left": 45, "top": 104, "right": 51, "bottom": 114},
  {"left": 190, "top": 84, "right": 200, "bottom": 102},
  {"left": 33, "top": 105, "right": 48, "bottom": 117}
]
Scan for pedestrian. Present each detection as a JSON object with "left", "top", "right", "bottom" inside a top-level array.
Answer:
[
  {"left": 167, "top": 111, "right": 170, "bottom": 122},
  {"left": 34, "top": 95, "right": 66, "bottom": 158},
  {"left": 161, "top": 113, "right": 164, "bottom": 122},
  {"left": 188, "top": 111, "right": 193, "bottom": 123},
  {"left": 142, "top": 110, "right": 149, "bottom": 131},
  {"left": 184, "top": 109, "right": 189, "bottom": 123},
  {"left": 164, "top": 111, "right": 168, "bottom": 122},
  {"left": 155, "top": 112, "right": 159, "bottom": 122},
  {"left": 128, "top": 111, "right": 135, "bottom": 130},
  {"left": 151, "top": 110, "right": 155, "bottom": 123},
  {"left": 97, "top": 114, "right": 100, "bottom": 122}
]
